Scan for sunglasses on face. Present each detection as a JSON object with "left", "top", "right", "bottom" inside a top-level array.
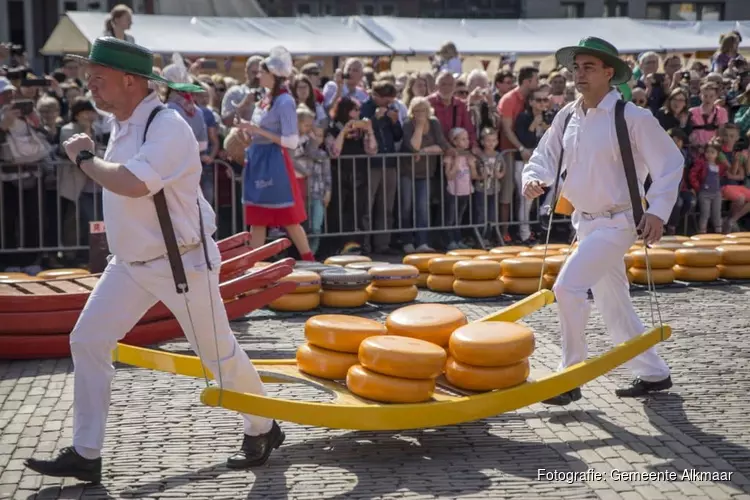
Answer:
[
  {"left": 534, "top": 97, "right": 549, "bottom": 103},
  {"left": 455, "top": 90, "right": 468, "bottom": 96}
]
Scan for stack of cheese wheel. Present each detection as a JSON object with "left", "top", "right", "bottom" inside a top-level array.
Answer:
[
  {"left": 651, "top": 241, "right": 685, "bottom": 251},
  {"left": 451, "top": 260, "right": 503, "bottom": 298},
  {"left": 532, "top": 243, "right": 569, "bottom": 255},
  {"left": 297, "top": 315, "right": 386, "bottom": 380},
  {"left": 727, "top": 232, "right": 750, "bottom": 239},
  {"left": 426, "top": 256, "right": 469, "bottom": 293},
  {"left": 445, "top": 322, "right": 533, "bottom": 392},
  {"left": 36, "top": 268, "right": 89, "bottom": 279},
  {"left": 0, "top": 272, "right": 38, "bottom": 282},
  {"left": 624, "top": 253, "right": 635, "bottom": 283},
  {"left": 716, "top": 244, "right": 750, "bottom": 279},
  {"left": 474, "top": 253, "right": 512, "bottom": 264},
  {"left": 366, "top": 264, "right": 420, "bottom": 304},
  {"left": 517, "top": 249, "right": 548, "bottom": 259},
  {"left": 403, "top": 253, "right": 443, "bottom": 288},
  {"left": 673, "top": 247, "right": 720, "bottom": 282},
  {"left": 682, "top": 234, "right": 726, "bottom": 250},
  {"left": 447, "top": 249, "right": 488, "bottom": 258},
  {"left": 346, "top": 261, "right": 389, "bottom": 271},
  {"left": 347, "top": 335, "right": 447, "bottom": 403},
  {"left": 629, "top": 248, "right": 675, "bottom": 285},
  {"left": 319, "top": 268, "right": 372, "bottom": 309},
  {"left": 661, "top": 235, "right": 690, "bottom": 243},
  {"left": 269, "top": 269, "right": 322, "bottom": 311},
  {"left": 499, "top": 257, "right": 550, "bottom": 295},
  {"left": 385, "top": 303, "right": 468, "bottom": 349},
  {"left": 720, "top": 238, "right": 750, "bottom": 246},
  {"left": 489, "top": 246, "right": 529, "bottom": 257},
  {"left": 541, "top": 254, "right": 567, "bottom": 287},
  {"left": 324, "top": 255, "right": 372, "bottom": 266}
]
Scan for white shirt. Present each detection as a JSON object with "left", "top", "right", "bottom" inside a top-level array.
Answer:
[
  {"left": 102, "top": 91, "right": 219, "bottom": 263},
  {"left": 521, "top": 90, "right": 683, "bottom": 224},
  {"left": 322, "top": 81, "right": 369, "bottom": 109}
]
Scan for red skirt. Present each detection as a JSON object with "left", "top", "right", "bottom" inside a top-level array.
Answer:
[{"left": 245, "top": 148, "right": 307, "bottom": 227}]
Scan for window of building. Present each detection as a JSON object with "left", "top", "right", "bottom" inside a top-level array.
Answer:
[
  {"left": 604, "top": 2, "right": 628, "bottom": 17},
  {"left": 296, "top": 2, "right": 313, "bottom": 16},
  {"left": 645, "top": 2, "right": 724, "bottom": 21},
  {"left": 360, "top": 4, "right": 376, "bottom": 15},
  {"left": 420, "top": 0, "right": 520, "bottom": 18},
  {"left": 561, "top": 2, "right": 584, "bottom": 18},
  {"left": 381, "top": 3, "right": 397, "bottom": 15},
  {"left": 320, "top": 2, "right": 337, "bottom": 15}
]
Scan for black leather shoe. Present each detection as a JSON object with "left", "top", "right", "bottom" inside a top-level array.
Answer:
[
  {"left": 542, "top": 388, "right": 582, "bottom": 406},
  {"left": 226, "top": 420, "right": 285, "bottom": 469},
  {"left": 615, "top": 376, "right": 672, "bottom": 398},
  {"left": 24, "top": 446, "right": 101, "bottom": 484}
]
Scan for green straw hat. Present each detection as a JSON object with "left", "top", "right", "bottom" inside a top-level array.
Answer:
[
  {"left": 67, "top": 36, "right": 203, "bottom": 93},
  {"left": 555, "top": 37, "right": 633, "bottom": 86}
]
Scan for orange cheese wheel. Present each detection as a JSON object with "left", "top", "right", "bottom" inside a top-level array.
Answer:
[
  {"left": 682, "top": 240, "right": 721, "bottom": 249},
  {"left": 474, "top": 254, "right": 513, "bottom": 263},
  {"left": 628, "top": 267, "right": 674, "bottom": 285},
  {"left": 426, "top": 274, "right": 455, "bottom": 293},
  {"left": 403, "top": 253, "right": 444, "bottom": 272},
  {"left": 445, "top": 358, "right": 530, "bottom": 392},
  {"left": 624, "top": 253, "right": 634, "bottom": 269},
  {"left": 500, "top": 275, "right": 552, "bottom": 294},
  {"left": 452, "top": 278, "right": 504, "bottom": 298},
  {"left": 385, "top": 303, "right": 468, "bottom": 347},
  {"left": 651, "top": 242, "right": 685, "bottom": 250},
  {"left": 673, "top": 248, "right": 720, "bottom": 267},
  {"left": 345, "top": 261, "right": 390, "bottom": 270},
  {"left": 446, "top": 249, "right": 488, "bottom": 257},
  {"left": 543, "top": 254, "right": 567, "bottom": 275},
  {"left": 453, "top": 260, "right": 502, "bottom": 280},
  {"left": 296, "top": 343, "right": 358, "bottom": 380},
  {"left": 368, "top": 264, "right": 420, "bottom": 287},
  {"left": 366, "top": 284, "right": 418, "bottom": 304},
  {"left": 304, "top": 314, "right": 386, "bottom": 353},
  {"left": 449, "top": 322, "right": 534, "bottom": 367},
  {"left": 661, "top": 235, "right": 690, "bottom": 242},
  {"left": 690, "top": 233, "right": 726, "bottom": 241},
  {"left": 628, "top": 244, "right": 643, "bottom": 253},
  {"left": 358, "top": 335, "right": 447, "bottom": 379},
  {"left": 718, "top": 264, "right": 750, "bottom": 279},
  {"left": 416, "top": 272, "right": 429, "bottom": 288},
  {"left": 500, "top": 257, "right": 544, "bottom": 278},
  {"left": 427, "top": 256, "right": 469, "bottom": 275},
  {"left": 719, "top": 238, "right": 750, "bottom": 246},
  {"left": 558, "top": 247, "right": 575, "bottom": 255},
  {"left": 320, "top": 289, "right": 369, "bottom": 308},
  {"left": 716, "top": 245, "right": 750, "bottom": 265},
  {"left": 489, "top": 246, "right": 529, "bottom": 256},
  {"left": 279, "top": 269, "right": 322, "bottom": 294},
  {"left": 544, "top": 273, "right": 557, "bottom": 285},
  {"left": 726, "top": 232, "right": 750, "bottom": 239},
  {"left": 630, "top": 248, "right": 675, "bottom": 270},
  {"left": 36, "top": 268, "right": 89, "bottom": 279},
  {"left": 532, "top": 244, "right": 570, "bottom": 252},
  {"left": 673, "top": 264, "right": 719, "bottom": 282},
  {"left": 346, "top": 365, "right": 435, "bottom": 403},
  {"left": 517, "top": 250, "right": 549, "bottom": 259},
  {"left": 324, "top": 255, "right": 372, "bottom": 266},
  {"left": 269, "top": 291, "right": 320, "bottom": 311},
  {"left": 0, "top": 272, "right": 31, "bottom": 280}
]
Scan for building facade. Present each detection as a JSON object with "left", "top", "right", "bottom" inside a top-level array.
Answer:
[{"left": 523, "top": 0, "right": 750, "bottom": 20}]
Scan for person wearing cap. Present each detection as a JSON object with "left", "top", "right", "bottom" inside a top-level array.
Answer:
[
  {"left": 24, "top": 37, "right": 285, "bottom": 484},
  {"left": 234, "top": 47, "right": 314, "bottom": 261},
  {"left": 521, "top": 37, "right": 683, "bottom": 405}
]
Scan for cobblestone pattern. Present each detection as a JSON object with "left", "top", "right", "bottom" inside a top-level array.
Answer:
[{"left": 2, "top": 285, "right": 750, "bottom": 499}]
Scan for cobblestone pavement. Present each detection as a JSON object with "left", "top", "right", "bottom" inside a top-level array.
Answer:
[{"left": 2, "top": 284, "right": 750, "bottom": 500}]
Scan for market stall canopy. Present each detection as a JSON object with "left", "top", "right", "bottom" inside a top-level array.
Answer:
[
  {"left": 153, "top": 0, "right": 266, "bottom": 17},
  {"left": 40, "top": 12, "right": 393, "bottom": 57}
]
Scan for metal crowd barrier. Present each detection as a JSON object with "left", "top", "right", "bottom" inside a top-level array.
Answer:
[{"left": 0, "top": 151, "right": 572, "bottom": 256}]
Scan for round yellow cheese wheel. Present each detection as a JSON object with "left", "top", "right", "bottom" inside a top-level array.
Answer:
[
  {"left": 368, "top": 264, "right": 420, "bottom": 287},
  {"left": 0, "top": 272, "right": 31, "bottom": 280},
  {"left": 726, "top": 232, "right": 750, "bottom": 239},
  {"left": 359, "top": 335, "right": 447, "bottom": 379},
  {"left": 474, "top": 254, "right": 513, "bottom": 263},
  {"left": 426, "top": 274, "right": 455, "bottom": 293},
  {"left": 673, "top": 264, "right": 719, "bottom": 282},
  {"left": 453, "top": 260, "right": 502, "bottom": 280},
  {"left": 386, "top": 303, "right": 468, "bottom": 347},
  {"left": 345, "top": 261, "right": 390, "bottom": 270},
  {"left": 651, "top": 242, "right": 685, "bottom": 251},
  {"left": 628, "top": 244, "right": 643, "bottom": 253},
  {"left": 489, "top": 245, "right": 529, "bottom": 256},
  {"left": 253, "top": 261, "right": 273, "bottom": 268},
  {"left": 532, "top": 243, "right": 570, "bottom": 252},
  {"left": 719, "top": 238, "right": 750, "bottom": 246},
  {"left": 500, "top": 257, "right": 544, "bottom": 278},
  {"left": 446, "top": 249, "right": 488, "bottom": 257},
  {"left": 518, "top": 250, "right": 549, "bottom": 259},
  {"left": 416, "top": 272, "right": 429, "bottom": 288},
  {"left": 628, "top": 267, "right": 674, "bottom": 285},
  {"left": 319, "top": 289, "right": 369, "bottom": 309},
  {"left": 36, "top": 268, "right": 90, "bottom": 279},
  {"left": 544, "top": 273, "right": 557, "bottom": 285},
  {"left": 624, "top": 253, "right": 634, "bottom": 269},
  {"left": 626, "top": 269, "right": 635, "bottom": 283},
  {"left": 296, "top": 343, "right": 358, "bottom": 380},
  {"left": 403, "top": 253, "right": 444, "bottom": 272},
  {"left": 452, "top": 278, "right": 504, "bottom": 298},
  {"left": 366, "top": 284, "right": 418, "bottom": 304},
  {"left": 682, "top": 240, "right": 721, "bottom": 249},
  {"left": 269, "top": 291, "right": 320, "bottom": 311},
  {"left": 661, "top": 235, "right": 690, "bottom": 242},
  {"left": 558, "top": 247, "right": 575, "bottom": 255},
  {"left": 716, "top": 245, "right": 750, "bottom": 265},
  {"left": 718, "top": 264, "right": 750, "bottom": 279},
  {"left": 279, "top": 269, "right": 322, "bottom": 294},
  {"left": 324, "top": 255, "right": 372, "bottom": 266},
  {"left": 690, "top": 233, "right": 726, "bottom": 241},
  {"left": 543, "top": 254, "right": 567, "bottom": 275},
  {"left": 304, "top": 314, "right": 386, "bottom": 353},
  {"left": 346, "top": 365, "right": 435, "bottom": 403},
  {"left": 427, "top": 256, "right": 469, "bottom": 275},
  {"left": 500, "top": 275, "right": 552, "bottom": 295},
  {"left": 449, "top": 322, "right": 534, "bottom": 367},
  {"left": 445, "top": 358, "right": 530, "bottom": 392},
  {"left": 673, "top": 248, "right": 720, "bottom": 267},
  {"left": 630, "top": 248, "right": 676, "bottom": 270}
]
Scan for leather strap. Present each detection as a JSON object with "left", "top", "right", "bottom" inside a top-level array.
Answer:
[
  {"left": 550, "top": 110, "right": 573, "bottom": 215},
  {"left": 614, "top": 100, "right": 647, "bottom": 227}
]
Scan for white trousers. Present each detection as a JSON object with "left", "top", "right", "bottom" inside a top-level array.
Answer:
[
  {"left": 514, "top": 161, "right": 533, "bottom": 240},
  {"left": 70, "top": 246, "right": 272, "bottom": 454},
  {"left": 552, "top": 211, "right": 671, "bottom": 382}
]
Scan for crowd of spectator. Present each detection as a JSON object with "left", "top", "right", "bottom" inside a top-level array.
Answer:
[{"left": 1, "top": 7, "right": 750, "bottom": 272}]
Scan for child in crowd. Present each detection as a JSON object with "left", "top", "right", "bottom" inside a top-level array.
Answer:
[
  {"left": 717, "top": 123, "right": 750, "bottom": 232},
  {"left": 666, "top": 128, "right": 696, "bottom": 235},
  {"left": 444, "top": 127, "right": 479, "bottom": 250},
  {"left": 689, "top": 138, "right": 729, "bottom": 233},
  {"left": 473, "top": 127, "right": 506, "bottom": 246}
]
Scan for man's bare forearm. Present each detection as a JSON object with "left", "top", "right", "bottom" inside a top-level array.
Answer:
[{"left": 79, "top": 157, "right": 149, "bottom": 198}]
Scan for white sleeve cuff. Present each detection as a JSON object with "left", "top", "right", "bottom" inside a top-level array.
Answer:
[
  {"left": 280, "top": 134, "right": 300, "bottom": 150},
  {"left": 198, "top": 140, "right": 209, "bottom": 151},
  {"left": 123, "top": 158, "right": 165, "bottom": 195}
]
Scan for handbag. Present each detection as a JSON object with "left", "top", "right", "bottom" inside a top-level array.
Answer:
[
  {"left": 243, "top": 142, "right": 295, "bottom": 209},
  {"left": 1, "top": 120, "right": 53, "bottom": 165}
]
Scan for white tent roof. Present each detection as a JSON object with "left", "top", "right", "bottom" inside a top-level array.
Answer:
[
  {"left": 153, "top": 0, "right": 266, "bottom": 17},
  {"left": 41, "top": 12, "right": 393, "bottom": 57}
]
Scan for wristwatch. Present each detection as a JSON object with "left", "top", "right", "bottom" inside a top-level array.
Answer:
[{"left": 75, "top": 150, "right": 95, "bottom": 168}]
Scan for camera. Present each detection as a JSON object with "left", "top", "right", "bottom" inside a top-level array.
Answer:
[{"left": 9, "top": 45, "right": 24, "bottom": 57}]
